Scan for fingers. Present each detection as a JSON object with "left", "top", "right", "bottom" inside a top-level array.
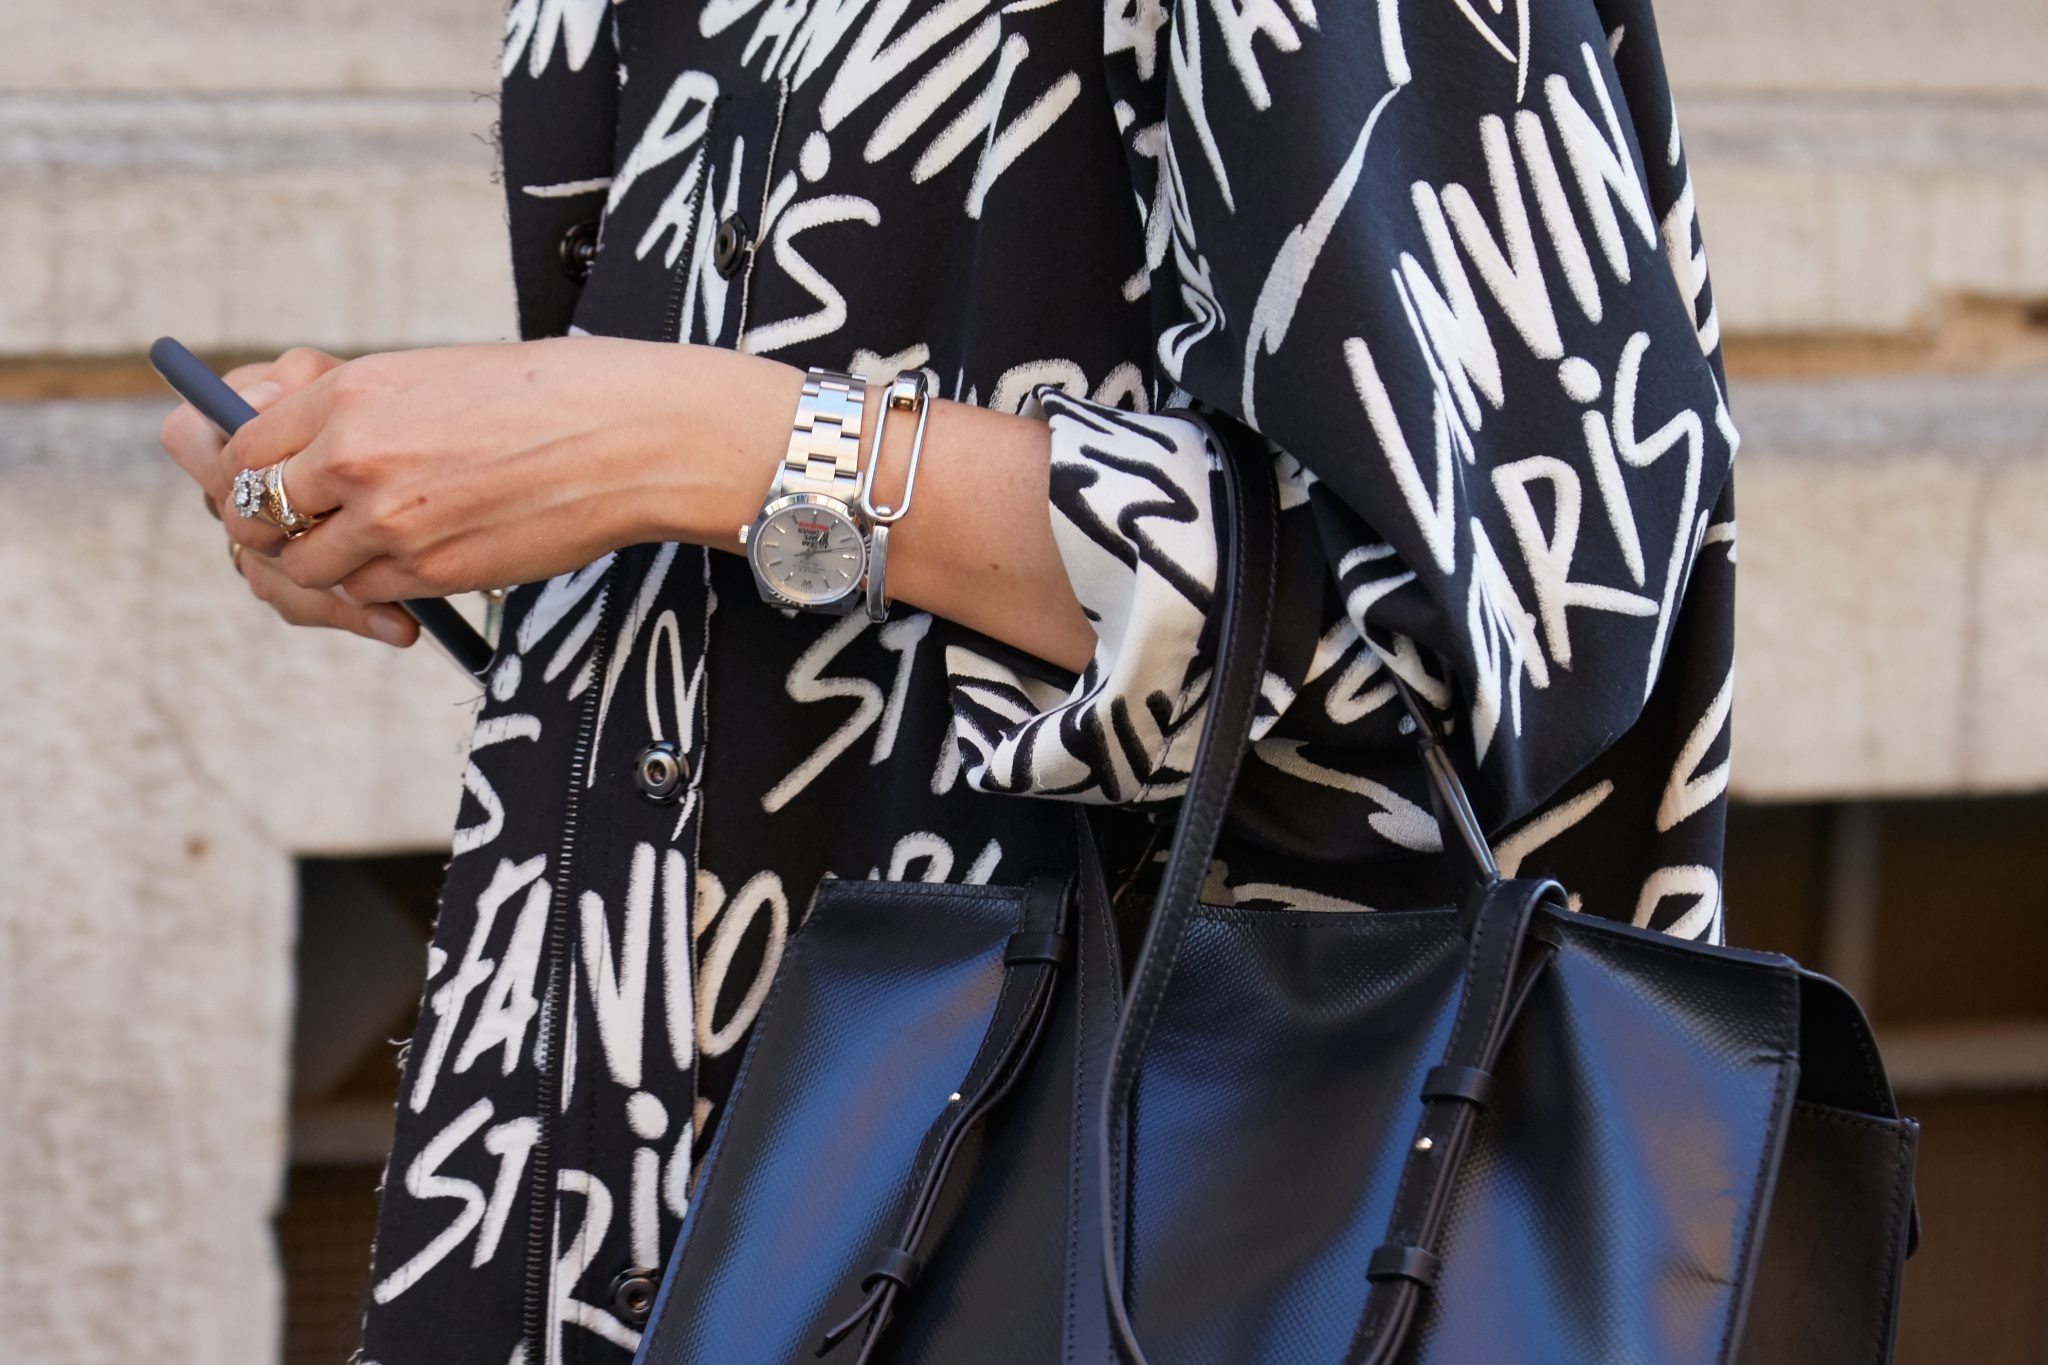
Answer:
[
  {"left": 167, "top": 378, "right": 289, "bottom": 553},
  {"left": 226, "top": 350, "right": 400, "bottom": 519},
  {"left": 161, "top": 361, "right": 287, "bottom": 523},
  {"left": 230, "top": 347, "right": 343, "bottom": 393},
  {"left": 164, "top": 348, "right": 343, "bottom": 486},
  {"left": 239, "top": 551, "right": 418, "bottom": 647},
  {"left": 265, "top": 423, "right": 348, "bottom": 520},
  {"left": 269, "top": 511, "right": 455, "bottom": 603},
  {"left": 222, "top": 385, "right": 353, "bottom": 527},
  {"left": 272, "top": 505, "right": 380, "bottom": 590},
  {"left": 221, "top": 361, "right": 278, "bottom": 392},
  {"left": 338, "top": 556, "right": 432, "bottom": 606},
  {"left": 217, "top": 377, "right": 317, "bottom": 555},
  {"left": 158, "top": 395, "right": 239, "bottom": 489},
  {"left": 223, "top": 509, "right": 288, "bottom": 557},
  {"left": 168, "top": 347, "right": 358, "bottom": 561},
  {"left": 223, "top": 367, "right": 340, "bottom": 495},
  {"left": 221, "top": 466, "right": 290, "bottom": 556}
]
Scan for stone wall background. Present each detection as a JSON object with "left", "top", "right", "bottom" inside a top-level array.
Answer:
[{"left": 3, "top": 3, "right": 2045, "bottom": 1360}]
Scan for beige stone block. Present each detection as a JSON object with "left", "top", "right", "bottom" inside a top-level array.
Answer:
[
  {"left": 0, "top": 95, "right": 515, "bottom": 356},
  {"left": 1808, "top": 169, "right": 1925, "bottom": 335},
  {"left": 1685, "top": 97, "right": 2048, "bottom": 335},
  {"left": 1732, "top": 449, "right": 1973, "bottom": 795},
  {"left": 1694, "top": 165, "right": 1837, "bottom": 335},
  {"left": 1926, "top": 177, "right": 2026, "bottom": 298},
  {"left": 1657, "top": 0, "right": 2048, "bottom": 96},
  {"left": 0, "top": 399, "right": 480, "bottom": 1360},
  {"left": 0, "top": 401, "right": 485, "bottom": 843},
  {"left": 1972, "top": 458, "right": 2048, "bottom": 790},
  {"left": 2020, "top": 185, "right": 2048, "bottom": 288},
  {"left": 1728, "top": 374, "right": 2048, "bottom": 799},
  {"left": 2, "top": 0, "right": 498, "bottom": 93}
]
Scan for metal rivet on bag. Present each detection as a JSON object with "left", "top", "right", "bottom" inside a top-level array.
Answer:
[
  {"left": 1414, "top": 1137, "right": 1434, "bottom": 1153},
  {"left": 948, "top": 1092, "right": 962, "bottom": 1104}
]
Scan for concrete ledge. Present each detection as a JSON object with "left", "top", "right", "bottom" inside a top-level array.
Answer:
[
  {"left": 1727, "top": 368, "right": 2048, "bottom": 458},
  {"left": 0, "top": 92, "right": 500, "bottom": 174},
  {"left": 10, "top": 0, "right": 2045, "bottom": 100},
  {"left": 1658, "top": 0, "right": 2048, "bottom": 98},
  {"left": 1686, "top": 95, "right": 2048, "bottom": 335},
  {"left": 5, "top": 90, "right": 2045, "bottom": 354},
  {"left": 1684, "top": 93, "right": 2048, "bottom": 172},
  {"left": 1730, "top": 373, "right": 2048, "bottom": 799}
]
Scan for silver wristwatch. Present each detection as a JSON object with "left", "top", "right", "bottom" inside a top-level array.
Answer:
[{"left": 739, "top": 367, "right": 872, "bottom": 614}]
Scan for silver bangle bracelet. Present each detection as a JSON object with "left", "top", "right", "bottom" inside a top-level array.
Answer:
[{"left": 857, "top": 370, "right": 932, "bottom": 622}]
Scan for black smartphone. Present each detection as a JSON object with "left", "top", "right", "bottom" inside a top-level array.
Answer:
[{"left": 149, "top": 336, "right": 497, "bottom": 680}]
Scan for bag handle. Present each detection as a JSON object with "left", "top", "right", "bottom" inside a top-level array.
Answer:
[{"left": 1095, "top": 410, "right": 1533, "bottom": 1363}]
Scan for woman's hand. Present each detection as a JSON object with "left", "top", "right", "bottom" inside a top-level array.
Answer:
[
  {"left": 220, "top": 337, "right": 787, "bottom": 604},
  {"left": 159, "top": 347, "right": 421, "bottom": 647},
  {"left": 199, "top": 334, "right": 1094, "bottom": 670}
]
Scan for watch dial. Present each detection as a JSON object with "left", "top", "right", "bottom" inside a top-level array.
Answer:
[{"left": 752, "top": 504, "right": 865, "bottom": 605}]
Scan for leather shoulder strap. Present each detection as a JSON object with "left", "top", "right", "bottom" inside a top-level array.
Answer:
[
  {"left": 1344, "top": 876, "right": 1562, "bottom": 1364},
  {"left": 819, "top": 875, "right": 1073, "bottom": 1363},
  {"left": 1097, "top": 410, "right": 1277, "bottom": 1362},
  {"left": 1096, "top": 410, "right": 1529, "bottom": 1364}
]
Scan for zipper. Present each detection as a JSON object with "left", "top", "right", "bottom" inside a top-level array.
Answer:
[
  {"left": 521, "top": 554, "right": 628, "bottom": 1362},
  {"left": 528, "top": 78, "right": 738, "bottom": 1355},
  {"left": 734, "top": 77, "right": 791, "bottom": 348},
  {"left": 658, "top": 98, "right": 722, "bottom": 348}
]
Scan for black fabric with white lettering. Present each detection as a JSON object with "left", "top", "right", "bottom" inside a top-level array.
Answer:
[{"left": 358, "top": 3, "right": 1737, "bottom": 1361}]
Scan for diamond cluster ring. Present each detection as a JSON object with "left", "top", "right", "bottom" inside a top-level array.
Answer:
[
  {"left": 229, "top": 457, "right": 324, "bottom": 538},
  {"left": 230, "top": 466, "right": 267, "bottom": 521}
]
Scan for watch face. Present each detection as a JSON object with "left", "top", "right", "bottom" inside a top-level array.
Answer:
[{"left": 750, "top": 499, "right": 867, "bottom": 606}]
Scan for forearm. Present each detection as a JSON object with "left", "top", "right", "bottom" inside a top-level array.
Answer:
[
  {"left": 637, "top": 344, "right": 1095, "bottom": 673},
  {"left": 867, "top": 397, "right": 1095, "bottom": 673}
]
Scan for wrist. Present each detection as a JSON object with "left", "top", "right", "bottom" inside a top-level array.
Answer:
[{"left": 617, "top": 344, "right": 806, "bottom": 552}]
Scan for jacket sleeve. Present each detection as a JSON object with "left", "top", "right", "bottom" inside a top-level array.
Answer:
[
  {"left": 944, "top": 0, "right": 1737, "bottom": 921},
  {"left": 499, "top": 0, "right": 623, "bottom": 341}
]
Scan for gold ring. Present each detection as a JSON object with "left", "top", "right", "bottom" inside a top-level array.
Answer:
[
  {"left": 228, "top": 540, "right": 246, "bottom": 577},
  {"left": 263, "top": 456, "right": 323, "bottom": 538}
]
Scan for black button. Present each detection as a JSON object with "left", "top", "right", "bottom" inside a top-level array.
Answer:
[
  {"left": 559, "top": 219, "right": 599, "bottom": 283},
  {"left": 609, "top": 1267, "right": 658, "bottom": 1325},
  {"left": 712, "top": 214, "right": 750, "bottom": 279},
  {"left": 633, "top": 741, "right": 687, "bottom": 803}
]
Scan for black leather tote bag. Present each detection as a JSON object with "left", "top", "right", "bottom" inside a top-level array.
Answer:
[
  {"left": 634, "top": 412, "right": 1919, "bottom": 1365},
  {"left": 634, "top": 831, "right": 1128, "bottom": 1365}
]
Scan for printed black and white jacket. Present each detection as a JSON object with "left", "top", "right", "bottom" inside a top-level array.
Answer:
[{"left": 359, "top": 3, "right": 1739, "bottom": 1362}]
